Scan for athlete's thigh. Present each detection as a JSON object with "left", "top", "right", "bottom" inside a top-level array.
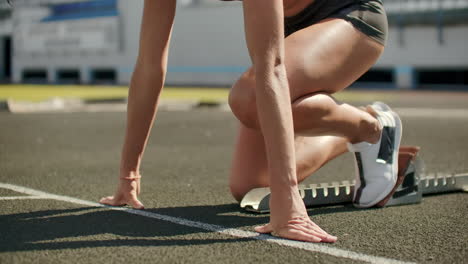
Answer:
[
  {"left": 232, "top": 18, "right": 384, "bottom": 103},
  {"left": 285, "top": 18, "right": 384, "bottom": 100}
]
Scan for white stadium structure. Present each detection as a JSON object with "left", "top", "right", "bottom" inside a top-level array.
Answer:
[{"left": 0, "top": 0, "right": 467, "bottom": 89}]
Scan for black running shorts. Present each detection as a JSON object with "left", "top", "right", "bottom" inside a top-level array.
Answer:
[{"left": 284, "top": 0, "right": 388, "bottom": 45}]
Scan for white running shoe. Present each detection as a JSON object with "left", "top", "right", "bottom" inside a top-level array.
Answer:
[
  {"left": 348, "top": 103, "right": 403, "bottom": 208},
  {"left": 373, "top": 101, "right": 391, "bottom": 111}
]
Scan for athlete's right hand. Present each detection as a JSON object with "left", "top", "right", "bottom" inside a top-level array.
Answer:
[{"left": 255, "top": 189, "right": 337, "bottom": 243}]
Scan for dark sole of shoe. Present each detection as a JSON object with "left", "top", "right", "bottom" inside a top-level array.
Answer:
[{"left": 375, "top": 145, "right": 421, "bottom": 207}]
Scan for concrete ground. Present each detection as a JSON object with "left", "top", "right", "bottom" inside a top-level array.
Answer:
[{"left": 0, "top": 91, "right": 467, "bottom": 263}]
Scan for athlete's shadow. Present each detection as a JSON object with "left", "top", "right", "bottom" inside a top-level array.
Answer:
[
  {"left": 148, "top": 202, "right": 368, "bottom": 226},
  {"left": 0, "top": 204, "right": 255, "bottom": 253},
  {"left": 1, "top": 202, "right": 369, "bottom": 253}
]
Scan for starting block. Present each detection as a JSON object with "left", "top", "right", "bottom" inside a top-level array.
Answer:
[{"left": 240, "top": 146, "right": 468, "bottom": 213}]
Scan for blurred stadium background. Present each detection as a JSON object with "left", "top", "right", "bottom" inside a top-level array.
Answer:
[{"left": 0, "top": 0, "right": 467, "bottom": 90}]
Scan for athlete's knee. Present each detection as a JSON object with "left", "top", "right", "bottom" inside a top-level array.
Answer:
[
  {"left": 228, "top": 71, "right": 259, "bottom": 129},
  {"left": 229, "top": 182, "right": 247, "bottom": 202}
]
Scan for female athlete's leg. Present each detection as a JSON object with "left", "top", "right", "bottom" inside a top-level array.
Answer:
[
  {"left": 229, "top": 18, "right": 384, "bottom": 201},
  {"left": 230, "top": 126, "right": 348, "bottom": 201}
]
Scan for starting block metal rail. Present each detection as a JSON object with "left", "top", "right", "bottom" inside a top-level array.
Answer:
[{"left": 240, "top": 157, "right": 468, "bottom": 213}]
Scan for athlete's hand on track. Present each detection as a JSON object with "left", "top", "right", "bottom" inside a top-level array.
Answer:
[
  {"left": 99, "top": 177, "right": 144, "bottom": 209},
  {"left": 255, "top": 190, "right": 337, "bottom": 243}
]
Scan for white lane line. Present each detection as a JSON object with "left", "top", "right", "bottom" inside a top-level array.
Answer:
[
  {"left": 393, "top": 108, "right": 468, "bottom": 119},
  {"left": 0, "top": 183, "right": 414, "bottom": 264},
  {"left": 0, "top": 196, "right": 48, "bottom": 200}
]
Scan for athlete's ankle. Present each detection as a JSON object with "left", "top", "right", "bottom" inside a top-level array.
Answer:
[
  {"left": 364, "top": 116, "right": 382, "bottom": 144},
  {"left": 350, "top": 114, "right": 381, "bottom": 144}
]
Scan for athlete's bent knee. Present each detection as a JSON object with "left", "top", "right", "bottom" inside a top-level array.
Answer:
[
  {"left": 228, "top": 74, "right": 259, "bottom": 129},
  {"left": 229, "top": 181, "right": 249, "bottom": 202}
]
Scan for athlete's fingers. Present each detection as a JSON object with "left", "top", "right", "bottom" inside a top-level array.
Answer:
[
  {"left": 254, "top": 223, "right": 273, "bottom": 234},
  {"left": 99, "top": 196, "right": 126, "bottom": 207},
  {"left": 287, "top": 219, "right": 337, "bottom": 242},
  {"left": 292, "top": 224, "right": 328, "bottom": 237},
  {"left": 129, "top": 198, "right": 145, "bottom": 210},
  {"left": 280, "top": 228, "right": 322, "bottom": 243},
  {"left": 99, "top": 196, "right": 116, "bottom": 205},
  {"left": 307, "top": 220, "right": 329, "bottom": 235},
  {"left": 288, "top": 218, "right": 328, "bottom": 236},
  {"left": 305, "top": 222, "right": 337, "bottom": 242},
  {"left": 99, "top": 196, "right": 141, "bottom": 208},
  {"left": 291, "top": 223, "right": 335, "bottom": 242},
  {"left": 321, "top": 235, "right": 338, "bottom": 243}
]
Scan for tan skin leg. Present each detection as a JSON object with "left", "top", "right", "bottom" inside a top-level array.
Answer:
[
  {"left": 230, "top": 127, "right": 348, "bottom": 201},
  {"left": 229, "top": 19, "right": 384, "bottom": 212}
]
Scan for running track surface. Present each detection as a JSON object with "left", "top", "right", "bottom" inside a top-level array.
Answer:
[{"left": 1, "top": 91, "right": 467, "bottom": 264}]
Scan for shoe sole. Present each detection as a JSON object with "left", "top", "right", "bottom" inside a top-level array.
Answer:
[{"left": 375, "top": 147, "right": 420, "bottom": 207}]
